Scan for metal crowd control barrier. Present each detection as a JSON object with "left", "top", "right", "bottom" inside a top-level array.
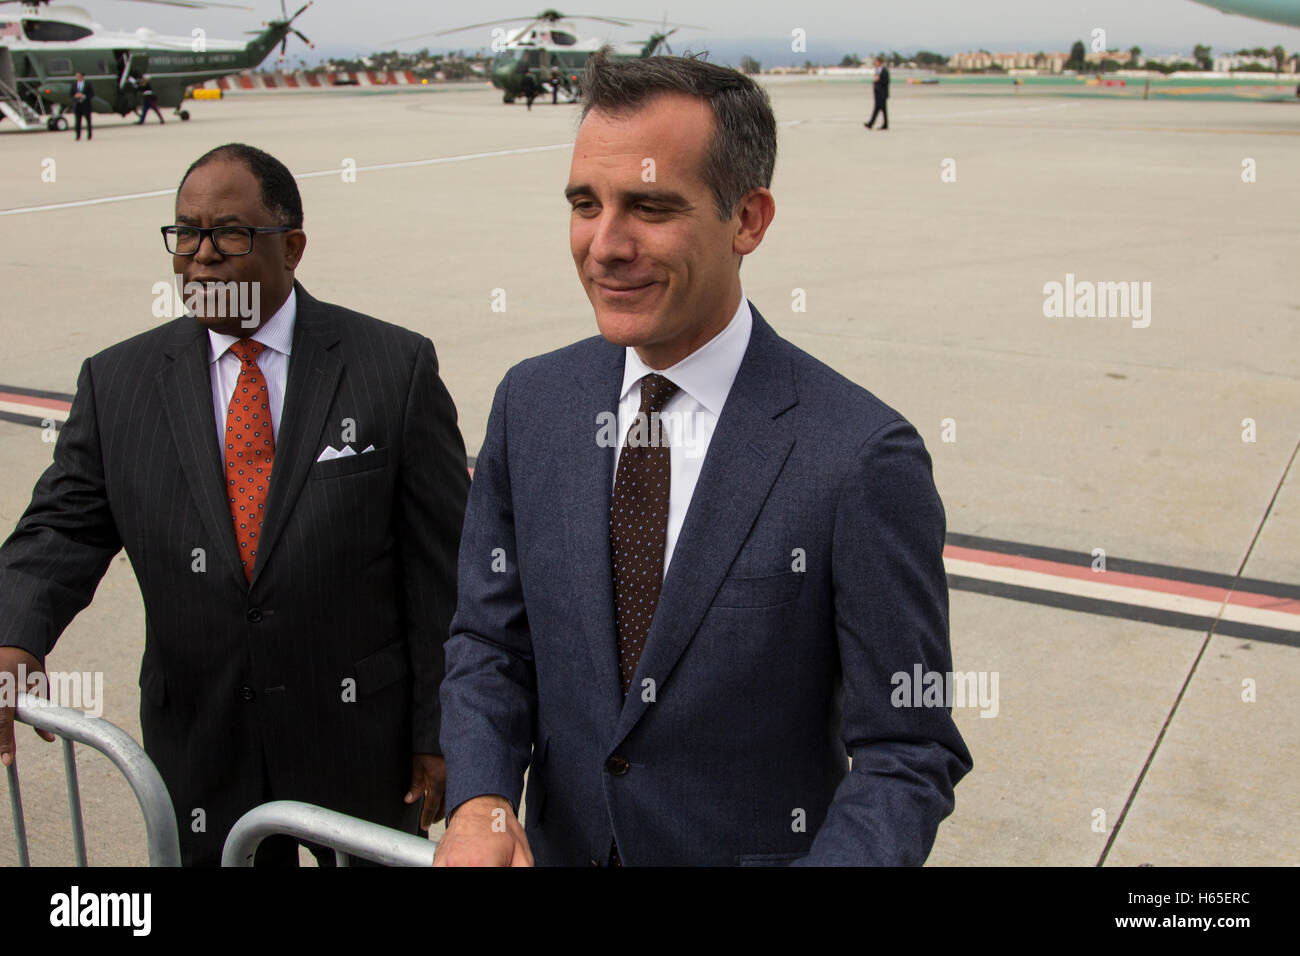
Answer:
[
  {"left": 222, "top": 801, "right": 437, "bottom": 867},
  {"left": 5, "top": 691, "right": 181, "bottom": 866}
]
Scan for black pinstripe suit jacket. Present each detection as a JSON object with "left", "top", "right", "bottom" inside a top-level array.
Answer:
[{"left": 0, "top": 282, "right": 470, "bottom": 865}]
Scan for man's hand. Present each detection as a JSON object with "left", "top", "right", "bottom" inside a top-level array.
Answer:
[
  {"left": 432, "top": 794, "right": 533, "bottom": 867},
  {"left": 0, "top": 647, "right": 57, "bottom": 767},
  {"left": 405, "top": 753, "right": 447, "bottom": 830}
]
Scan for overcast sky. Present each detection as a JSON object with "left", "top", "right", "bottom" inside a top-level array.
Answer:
[{"left": 65, "top": 0, "right": 1300, "bottom": 61}]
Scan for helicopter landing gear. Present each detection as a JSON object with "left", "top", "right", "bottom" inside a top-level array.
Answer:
[
  {"left": 177, "top": 109, "right": 191, "bottom": 121},
  {"left": 48, "top": 115, "right": 69, "bottom": 131},
  {"left": 503, "top": 93, "right": 514, "bottom": 104}
]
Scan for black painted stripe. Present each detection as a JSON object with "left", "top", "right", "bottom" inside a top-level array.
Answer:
[{"left": 0, "top": 412, "right": 61, "bottom": 431}]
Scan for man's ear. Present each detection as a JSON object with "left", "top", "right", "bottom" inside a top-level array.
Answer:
[
  {"left": 733, "top": 188, "right": 775, "bottom": 257},
  {"left": 284, "top": 230, "right": 307, "bottom": 272}
]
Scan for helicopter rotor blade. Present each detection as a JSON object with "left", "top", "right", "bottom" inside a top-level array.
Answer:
[
  {"left": 68, "top": 0, "right": 256, "bottom": 10},
  {"left": 382, "top": 12, "right": 703, "bottom": 48}
]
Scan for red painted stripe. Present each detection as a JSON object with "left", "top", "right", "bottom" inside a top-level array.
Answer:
[
  {"left": 945, "top": 544, "right": 1300, "bottom": 616},
  {"left": 0, "top": 391, "right": 71, "bottom": 412}
]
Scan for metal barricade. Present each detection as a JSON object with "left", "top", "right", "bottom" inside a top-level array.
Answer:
[
  {"left": 5, "top": 691, "right": 181, "bottom": 867},
  {"left": 222, "top": 801, "right": 437, "bottom": 867}
]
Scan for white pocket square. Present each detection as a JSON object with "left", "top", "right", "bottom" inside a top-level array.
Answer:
[{"left": 316, "top": 444, "right": 376, "bottom": 463}]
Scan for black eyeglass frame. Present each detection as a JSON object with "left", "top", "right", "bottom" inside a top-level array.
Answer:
[{"left": 161, "top": 224, "right": 297, "bottom": 256}]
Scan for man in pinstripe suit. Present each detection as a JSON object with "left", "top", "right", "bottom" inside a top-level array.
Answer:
[{"left": 0, "top": 144, "right": 470, "bottom": 866}]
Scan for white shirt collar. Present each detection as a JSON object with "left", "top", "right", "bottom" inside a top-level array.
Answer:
[
  {"left": 207, "top": 286, "right": 297, "bottom": 365},
  {"left": 619, "top": 292, "right": 753, "bottom": 416}
]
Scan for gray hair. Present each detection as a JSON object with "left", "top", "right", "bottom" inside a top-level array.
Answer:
[{"left": 579, "top": 49, "right": 776, "bottom": 220}]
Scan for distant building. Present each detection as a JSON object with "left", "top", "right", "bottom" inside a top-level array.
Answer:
[
  {"left": 1084, "top": 50, "right": 1134, "bottom": 66},
  {"left": 1143, "top": 53, "right": 1193, "bottom": 66},
  {"left": 946, "top": 52, "right": 1066, "bottom": 73},
  {"left": 1213, "top": 53, "right": 1289, "bottom": 72},
  {"left": 948, "top": 51, "right": 1068, "bottom": 73}
]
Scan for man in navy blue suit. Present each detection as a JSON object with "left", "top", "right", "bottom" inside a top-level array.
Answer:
[{"left": 435, "top": 50, "right": 971, "bottom": 867}]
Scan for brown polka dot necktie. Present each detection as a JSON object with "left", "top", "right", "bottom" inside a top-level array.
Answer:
[
  {"left": 610, "top": 372, "right": 680, "bottom": 695},
  {"left": 224, "top": 339, "right": 275, "bottom": 581}
]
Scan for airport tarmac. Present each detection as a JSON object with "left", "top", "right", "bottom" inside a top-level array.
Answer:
[{"left": 1, "top": 77, "right": 1297, "bottom": 866}]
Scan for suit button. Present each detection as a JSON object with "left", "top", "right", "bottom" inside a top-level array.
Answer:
[
  {"left": 605, "top": 755, "right": 629, "bottom": 776},
  {"left": 246, "top": 608, "right": 263, "bottom": 624},
  {"left": 241, "top": 685, "right": 255, "bottom": 701}
]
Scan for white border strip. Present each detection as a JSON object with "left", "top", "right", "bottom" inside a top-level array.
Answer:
[{"left": 945, "top": 557, "right": 1300, "bottom": 632}]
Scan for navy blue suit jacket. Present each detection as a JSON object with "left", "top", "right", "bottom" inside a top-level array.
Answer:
[{"left": 441, "top": 304, "right": 971, "bottom": 865}]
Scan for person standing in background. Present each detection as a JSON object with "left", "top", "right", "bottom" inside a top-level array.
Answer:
[
  {"left": 71, "top": 71, "right": 94, "bottom": 141},
  {"left": 865, "top": 57, "right": 890, "bottom": 130}
]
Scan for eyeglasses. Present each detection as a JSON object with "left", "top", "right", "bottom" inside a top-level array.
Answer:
[{"left": 161, "top": 225, "right": 295, "bottom": 257}]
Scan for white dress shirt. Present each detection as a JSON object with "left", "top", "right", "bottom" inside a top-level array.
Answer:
[
  {"left": 614, "top": 293, "right": 753, "bottom": 575},
  {"left": 207, "top": 287, "right": 296, "bottom": 449}
]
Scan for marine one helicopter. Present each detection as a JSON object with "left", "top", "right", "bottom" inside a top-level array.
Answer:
[
  {"left": 390, "top": 9, "right": 703, "bottom": 104},
  {"left": 0, "top": 0, "right": 314, "bottom": 131}
]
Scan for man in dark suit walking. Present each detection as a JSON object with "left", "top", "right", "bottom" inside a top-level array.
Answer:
[
  {"left": 0, "top": 143, "right": 470, "bottom": 865},
  {"left": 71, "top": 71, "right": 93, "bottom": 141},
  {"left": 865, "top": 56, "right": 890, "bottom": 130},
  {"left": 435, "top": 52, "right": 970, "bottom": 867}
]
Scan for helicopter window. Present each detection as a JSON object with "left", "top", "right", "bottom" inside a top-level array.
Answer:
[
  {"left": 0, "top": 21, "right": 23, "bottom": 40},
  {"left": 22, "top": 19, "right": 94, "bottom": 43},
  {"left": 551, "top": 32, "right": 577, "bottom": 46},
  {"left": 46, "top": 58, "right": 74, "bottom": 75}
]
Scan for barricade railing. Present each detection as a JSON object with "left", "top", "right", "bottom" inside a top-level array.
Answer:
[
  {"left": 5, "top": 691, "right": 181, "bottom": 867},
  {"left": 222, "top": 801, "right": 437, "bottom": 867}
]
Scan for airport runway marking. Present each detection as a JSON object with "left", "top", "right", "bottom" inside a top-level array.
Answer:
[
  {"left": 0, "top": 103, "right": 1111, "bottom": 218},
  {"left": 2, "top": 384, "right": 1294, "bottom": 646},
  {"left": 0, "top": 143, "right": 574, "bottom": 218}
]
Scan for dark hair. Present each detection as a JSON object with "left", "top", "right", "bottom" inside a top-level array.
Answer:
[
  {"left": 177, "top": 143, "right": 303, "bottom": 229},
  {"left": 579, "top": 49, "right": 776, "bottom": 220}
]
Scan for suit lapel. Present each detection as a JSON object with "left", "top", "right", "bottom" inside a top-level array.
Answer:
[
  {"left": 249, "top": 283, "right": 343, "bottom": 590},
  {"left": 158, "top": 317, "right": 244, "bottom": 583},
  {"left": 612, "top": 309, "right": 798, "bottom": 746},
  {"left": 563, "top": 343, "right": 627, "bottom": 728}
]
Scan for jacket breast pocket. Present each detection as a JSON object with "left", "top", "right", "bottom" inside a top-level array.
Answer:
[
  {"left": 712, "top": 570, "right": 803, "bottom": 609},
  {"left": 312, "top": 447, "right": 389, "bottom": 480},
  {"left": 352, "top": 641, "right": 410, "bottom": 697}
]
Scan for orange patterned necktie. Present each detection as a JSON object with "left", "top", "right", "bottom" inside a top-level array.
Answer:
[{"left": 224, "top": 339, "right": 275, "bottom": 581}]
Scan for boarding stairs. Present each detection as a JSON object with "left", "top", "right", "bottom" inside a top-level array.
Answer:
[{"left": 0, "top": 61, "right": 44, "bottom": 130}]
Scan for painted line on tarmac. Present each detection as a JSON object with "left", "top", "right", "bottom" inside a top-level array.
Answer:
[
  {"left": 0, "top": 386, "right": 72, "bottom": 430},
  {"left": 0, "top": 143, "right": 574, "bottom": 218},
  {"left": 946, "top": 533, "right": 1299, "bottom": 647},
  {"left": 3, "top": 383, "right": 1293, "bottom": 643}
]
